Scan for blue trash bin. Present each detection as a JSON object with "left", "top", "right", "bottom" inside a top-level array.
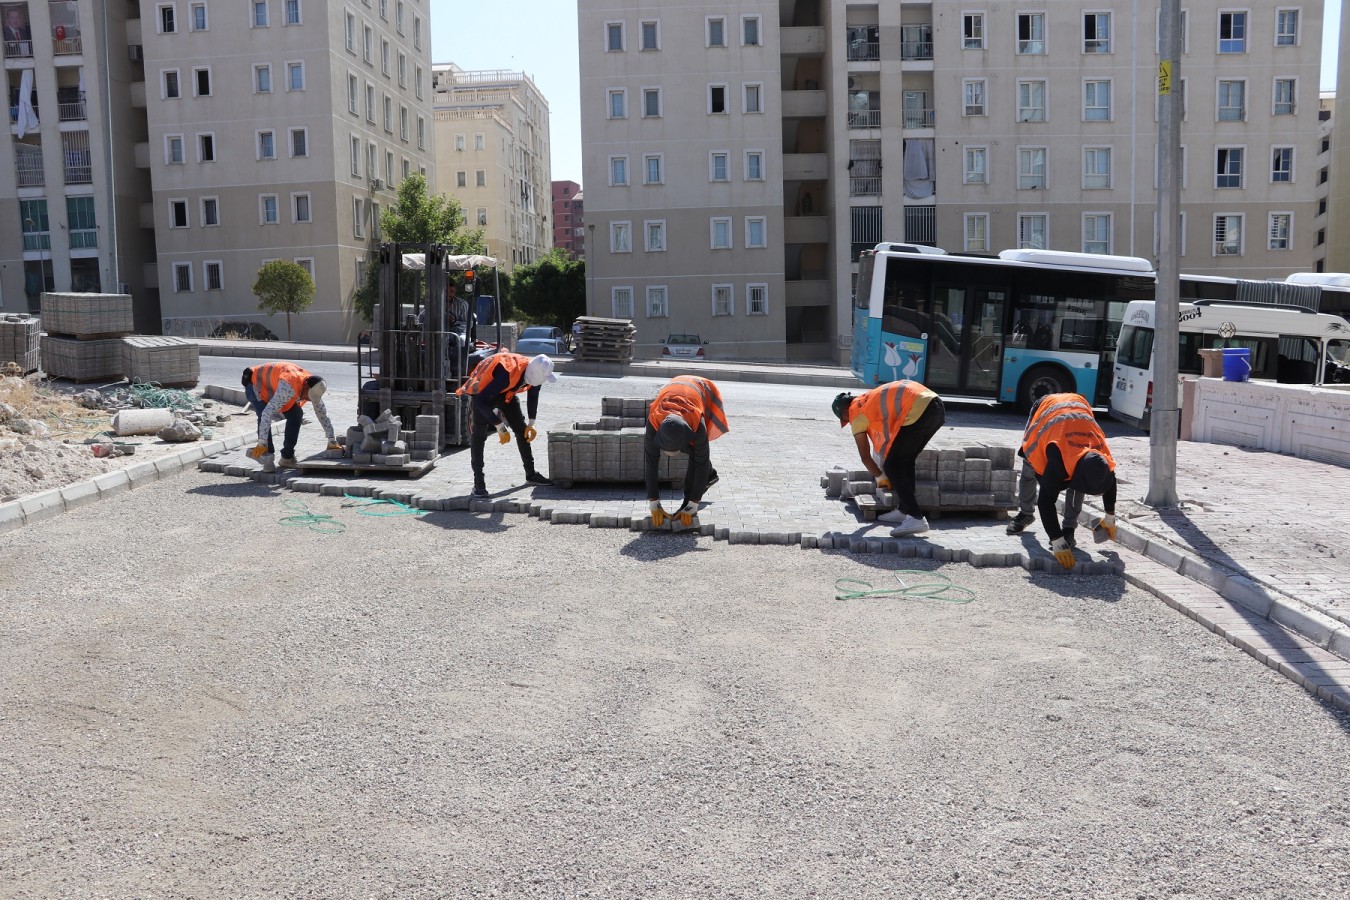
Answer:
[{"left": 1221, "top": 347, "right": 1251, "bottom": 382}]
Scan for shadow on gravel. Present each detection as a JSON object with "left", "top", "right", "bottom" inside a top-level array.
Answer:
[
  {"left": 619, "top": 532, "right": 709, "bottom": 561},
  {"left": 185, "top": 482, "right": 282, "bottom": 499},
  {"left": 416, "top": 510, "right": 511, "bottom": 534}
]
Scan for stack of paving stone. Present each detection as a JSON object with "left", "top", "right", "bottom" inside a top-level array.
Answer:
[
  {"left": 121, "top": 336, "right": 200, "bottom": 387},
  {"left": 572, "top": 316, "right": 636, "bottom": 363},
  {"left": 39, "top": 292, "right": 133, "bottom": 381},
  {"left": 547, "top": 396, "right": 687, "bottom": 488},
  {"left": 344, "top": 409, "right": 411, "bottom": 466},
  {"left": 0, "top": 313, "right": 40, "bottom": 374},
  {"left": 824, "top": 439, "right": 1019, "bottom": 520}
]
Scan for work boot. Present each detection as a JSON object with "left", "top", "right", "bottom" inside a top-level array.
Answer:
[
  {"left": 1006, "top": 511, "right": 1036, "bottom": 535},
  {"left": 277, "top": 456, "right": 298, "bottom": 469},
  {"left": 890, "top": 515, "right": 930, "bottom": 537},
  {"left": 706, "top": 468, "right": 719, "bottom": 489},
  {"left": 525, "top": 471, "right": 553, "bottom": 486},
  {"left": 471, "top": 483, "right": 489, "bottom": 498},
  {"left": 1062, "top": 528, "right": 1077, "bottom": 549}
]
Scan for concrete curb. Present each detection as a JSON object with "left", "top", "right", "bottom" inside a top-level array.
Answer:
[{"left": 193, "top": 339, "right": 360, "bottom": 363}]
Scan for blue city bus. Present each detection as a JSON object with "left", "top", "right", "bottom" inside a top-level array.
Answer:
[{"left": 851, "top": 244, "right": 1156, "bottom": 409}]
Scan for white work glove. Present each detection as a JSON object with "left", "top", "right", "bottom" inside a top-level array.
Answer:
[
  {"left": 648, "top": 500, "right": 667, "bottom": 528},
  {"left": 496, "top": 421, "right": 511, "bottom": 445},
  {"left": 676, "top": 500, "right": 699, "bottom": 527},
  {"left": 1051, "top": 536, "right": 1075, "bottom": 570}
]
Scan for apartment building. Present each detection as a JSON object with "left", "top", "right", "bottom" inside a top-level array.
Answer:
[
  {"left": 579, "top": 1, "right": 1330, "bottom": 365},
  {"left": 431, "top": 64, "right": 550, "bottom": 268},
  {"left": 552, "top": 179, "right": 584, "bottom": 258},
  {"left": 1, "top": 0, "right": 435, "bottom": 344},
  {"left": 1329, "top": 11, "right": 1350, "bottom": 271}
]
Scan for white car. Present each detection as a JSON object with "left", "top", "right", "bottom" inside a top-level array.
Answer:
[
  {"left": 516, "top": 326, "right": 570, "bottom": 356},
  {"left": 661, "top": 333, "right": 708, "bottom": 360}
]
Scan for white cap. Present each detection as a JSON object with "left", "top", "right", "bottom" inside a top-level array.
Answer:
[
  {"left": 525, "top": 354, "right": 558, "bottom": 386},
  {"left": 307, "top": 379, "right": 326, "bottom": 404}
]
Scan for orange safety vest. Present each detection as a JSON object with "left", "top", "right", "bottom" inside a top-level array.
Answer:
[
  {"left": 456, "top": 352, "right": 531, "bottom": 402},
  {"left": 1021, "top": 393, "right": 1116, "bottom": 480},
  {"left": 848, "top": 380, "right": 926, "bottom": 458},
  {"left": 250, "top": 362, "right": 311, "bottom": 413},
  {"left": 646, "top": 375, "right": 729, "bottom": 442}
]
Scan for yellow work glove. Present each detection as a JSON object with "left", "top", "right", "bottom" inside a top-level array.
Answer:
[
  {"left": 524, "top": 420, "right": 538, "bottom": 443},
  {"left": 649, "top": 500, "right": 667, "bottom": 528},
  {"left": 1051, "top": 537, "right": 1076, "bottom": 571},
  {"left": 676, "top": 500, "right": 699, "bottom": 528},
  {"left": 876, "top": 476, "right": 892, "bottom": 490},
  {"left": 248, "top": 443, "right": 269, "bottom": 460},
  {"left": 1093, "top": 513, "right": 1118, "bottom": 543},
  {"left": 496, "top": 422, "right": 511, "bottom": 445}
]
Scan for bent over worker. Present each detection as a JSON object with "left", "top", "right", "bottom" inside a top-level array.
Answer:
[
  {"left": 645, "top": 375, "right": 729, "bottom": 527},
  {"left": 1006, "top": 392, "right": 1118, "bottom": 570},
  {"left": 833, "top": 380, "right": 945, "bottom": 537},
  {"left": 243, "top": 362, "right": 338, "bottom": 469},
  {"left": 456, "top": 352, "right": 557, "bottom": 497}
]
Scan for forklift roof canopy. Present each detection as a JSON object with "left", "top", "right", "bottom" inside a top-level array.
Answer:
[{"left": 400, "top": 253, "right": 499, "bottom": 271}]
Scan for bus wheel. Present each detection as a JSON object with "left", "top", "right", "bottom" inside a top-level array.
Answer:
[{"left": 1018, "top": 365, "right": 1070, "bottom": 412}]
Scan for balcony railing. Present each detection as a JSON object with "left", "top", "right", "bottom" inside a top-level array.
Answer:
[
  {"left": 900, "top": 40, "right": 933, "bottom": 60},
  {"left": 904, "top": 207, "right": 937, "bottom": 246},
  {"left": 53, "top": 36, "right": 83, "bottom": 56},
  {"left": 3, "top": 38, "right": 34, "bottom": 59},
  {"left": 69, "top": 228, "right": 97, "bottom": 249},
  {"left": 63, "top": 132, "right": 92, "bottom": 184},
  {"left": 58, "top": 99, "right": 86, "bottom": 121},
  {"left": 902, "top": 108, "right": 935, "bottom": 128},
  {"left": 14, "top": 143, "right": 43, "bottom": 186},
  {"left": 847, "top": 40, "right": 879, "bottom": 61},
  {"left": 22, "top": 232, "right": 51, "bottom": 252},
  {"left": 850, "top": 176, "right": 881, "bottom": 196},
  {"left": 847, "top": 109, "right": 880, "bottom": 129}
]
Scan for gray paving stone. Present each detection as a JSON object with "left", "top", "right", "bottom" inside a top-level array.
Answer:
[
  {"left": 93, "top": 470, "right": 131, "bottom": 498},
  {"left": 58, "top": 480, "right": 99, "bottom": 510},
  {"left": 19, "top": 490, "right": 64, "bottom": 524},
  {"left": 1221, "top": 576, "right": 1275, "bottom": 618},
  {"left": 0, "top": 501, "right": 25, "bottom": 533}
]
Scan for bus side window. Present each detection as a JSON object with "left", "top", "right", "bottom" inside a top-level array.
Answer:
[{"left": 881, "top": 282, "right": 928, "bottom": 339}]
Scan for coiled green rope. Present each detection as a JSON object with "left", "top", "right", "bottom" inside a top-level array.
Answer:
[
  {"left": 834, "top": 570, "right": 976, "bottom": 604},
  {"left": 278, "top": 499, "right": 347, "bottom": 533},
  {"left": 340, "top": 494, "right": 425, "bottom": 516}
]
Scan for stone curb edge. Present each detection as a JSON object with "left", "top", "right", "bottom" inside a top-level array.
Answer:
[{"left": 193, "top": 340, "right": 359, "bottom": 364}]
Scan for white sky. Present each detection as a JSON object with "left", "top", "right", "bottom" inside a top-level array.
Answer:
[{"left": 431, "top": 0, "right": 1344, "bottom": 189}]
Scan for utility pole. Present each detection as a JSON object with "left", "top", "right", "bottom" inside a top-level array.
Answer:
[{"left": 1145, "top": 0, "right": 1182, "bottom": 508}]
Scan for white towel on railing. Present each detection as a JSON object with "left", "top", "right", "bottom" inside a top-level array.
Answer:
[
  {"left": 17, "top": 69, "right": 39, "bottom": 138},
  {"left": 903, "top": 139, "right": 934, "bottom": 199}
]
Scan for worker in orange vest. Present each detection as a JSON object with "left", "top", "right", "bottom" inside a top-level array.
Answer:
[
  {"left": 833, "top": 380, "right": 945, "bottom": 537},
  {"left": 243, "top": 362, "right": 338, "bottom": 468},
  {"left": 645, "top": 375, "right": 729, "bottom": 527},
  {"left": 456, "top": 351, "right": 557, "bottom": 497},
  {"left": 1006, "top": 392, "right": 1119, "bottom": 569}
]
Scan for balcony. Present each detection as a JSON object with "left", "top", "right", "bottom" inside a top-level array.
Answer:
[
  {"left": 57, "top": 88, "right": 85, "bottom": 122},
  {"left": 52, "top": 35, "right": 82, "bottom": 56},
  {"left": 847, "top": 108, "right": 880, "bottom": 129},
  {"left": 904, "top": 207, "right": 937, "bottom": 246},
  {"left": 13, "top": 141, "right": 42, "bottom": 186},
  {"left": 902, "top": 107, "right": 935, "bottom": 128},
  {"left": 846, "top": 25, "right": 879, "bottom": 61},
  {"left": 784, "top": 216, "right": 830, "bottom": 244},
  {"left": 62, "top": 131, "right": 91, "bottom": 184},
  {"left": 901, "top": 26, "right": 933, "bottom": 61},
  {"left": 21, "top": 230, "right": 50, "bottom": 252},
  {"left": 3, "top": 36, "right": 33, "bottom": 60},
  {"left": 850, "top": 176, "right": 881, "bottom": 196}
]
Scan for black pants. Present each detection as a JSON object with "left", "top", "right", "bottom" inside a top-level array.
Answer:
[
  {"left": 882, "top": 397, "right": 946, "bottom": 519},
  {"left": 469, "top": 397, "right": 535, "bottom": 485},
  {"left": 245, "top": 383, "right": 303, "bottom": 459}
]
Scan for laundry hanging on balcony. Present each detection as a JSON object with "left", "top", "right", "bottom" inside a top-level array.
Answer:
[
  {"left": 902, "top": 139, "right": 934, "bottom": 199},
  {"left": 17, "top": 69, "right": 39, "bottom": 138}
]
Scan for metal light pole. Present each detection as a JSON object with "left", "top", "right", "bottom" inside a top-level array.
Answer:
[
  {"left": 24, "top": 217, "right": 49, "bottom": 311},
  {"left": 1145, "top": 0, "right": 1182, "bottom": 508}
]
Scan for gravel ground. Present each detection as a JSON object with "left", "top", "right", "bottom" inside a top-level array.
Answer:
[{"left": 1, "top": 469, "right": 1349, "bottom": 898}]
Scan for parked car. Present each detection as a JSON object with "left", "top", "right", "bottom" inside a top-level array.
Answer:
[
  {"left": 661, "top": 333, "right": 708, "bottom": 360},
  {"left": 211, "top": 321, "right": 278, "bottom": 341},
  {"left": 516, "top": 325, "right": 571, "bottom": 356}
]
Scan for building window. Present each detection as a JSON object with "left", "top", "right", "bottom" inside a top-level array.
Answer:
[
  {"left": 253, "top": 1, "right": 268, "bottom": 27},
  {"left": 366, "top": 84, "right": 376, "bottom": 121},
  {"left": 415, "top": 66, "right": 424, "bottom": 100},
  {"left": 398, "top": 52, "right": 406, "bottom": 87},
  {"left": 610, "top": 222, "right": 631, "bottom": 253},
  {"left": 417, "top": 116, "right": 425, "bottom": 149},
  {"left": 413, "top": 16, "right": 421, "bottom": 49},
  {"left": 166, "top": 135, "right": 184, "bottom": 164},
  {"left": 285, "top": 0, "right": 300, "bottom": 25},
  {"left": 1017, "top": 13, "right": 1045, "bottom": 54},
  {"left": 287, "top": 62, "right": 304, "bottom": 92},
  {"left": 383, "top": 95, "right": 393, "bottom": 132},
  {"left": 475, "top": 169, "right": 485, "bottom": 187},
  {"left": 381, "top": 40, "right": 390, "bottom": 76},
  {"left": 745, "top": 151, "right": 764, "bottom": 180},
  {"left": 642, "top": 87, "right": 661, "bottom": 118},
  {"left": 964, "top": 213, "right": 989, "bottom": 251},
  {"left": 710, "top": 217, "right": 732, "bottom": 250},
  {"left": 201, "top": 197, "right": 220, "bottom": 227},
  {"left": 1219, "top": 11, "right": 1246, "bottom": 53},
  {"left": 159, "top": 4, "right": 177, "bottom": 33},
  {"left": 260, "top": 194, "right": 279, "bottom": 224},
  {"left": 353, "top": 196, "right": 366, "bottom": 238},
  {"left": 193, "top": 67, "right": 212, "bottom": 97},
  {"left": 293, "top": 193, "right": 311, "bottom": 223},
  {"left": 173, "top": 263, "right": 192, "bottom": 293},
  {"left": 643, "top": 154, "right": 663, "bottom": 185},
  {"left": 198, "top": 133, "right": 215, "bottom": 162},
  {"left": 204, "top": 261, "right": 223, "bottom": 291},
  {"left": 378, "top": 0, "right": 387, "bottom": 20},
  {"left": 745, "top": 217, "right": 766, "bottom": 248},
  {"left": 741, "top": 15, "right": 760, "bottom": 46},
  {"left": 1268, "top": 213, "right": 1292, "bottom": 250},
  {"left": 474, "top": 133, "right": 485, "bottom": 150},
  {"left": 707, "top": 17, "right": 726, "bottom": 48},
  {"left": 1084, "top": 80, "right": 1111, "bottom": 121},
  {"left": 710, "top": 152, "right": 729, "bottom": 182},
  {"left": 399, "top": 106, "right": 408, "bottom": 140},
  {"left": 190, "top": 3, "right": 207, "bottom": 31},
  {"left": 351, "top": 136, "right": 361, "bottom": 175},
  {"left": 396, "top": 0, "right": 404, "bottom": 33},
  {"left": 163, "top": 70, "right": 181, "bottom": 99},
  {"left": 964, "top": 146, "right": 987, "bottom": 184},
  {"left": 1083, "top": 213, "right": 1111, "bottom": 253},
  {"left": 294, "top": 258, "right": 314, "bottom": 280},
  {"left": 1083, "top": 147, "right": 1112, "bottom": 189},
  {"left": 1217, "top": 80, "right": 1245, "bottom": 121},
  {"left": 289, "top": 128, "right": 308, "bottom": 158},
  {"left": 455, "top": 133, "right": 465, "bottom": 152},
  {"left": 747, "top": 284, "right": 768, "bottom": 316},
  {"left": 1275, "top": 9, "right": 1299, "bottom": 46},
  {"left": 363, "top": 26, "right": 373, "bottom": 63},
  {"left": 345, "top": 12, "right": 355, "bottom": 50},
  {"left": 646, "top": 286, "right": 668, "bottom": 318},
  {"left": 612, "top": 287, "right": 633, "bottom": 319},
  {"left": 1083, "top": 12, "right": 1110, "bottom": 52},
  {"left": 644, "top": 220, "right": 666, "bottom": 252},
  {"left": 606, "top": 21, "right": 624, "bottom": 52},
  {"left": 1271, "top": 146, "right": 1294, "bottom": 182},
  {"left": 743, "top": 83, "right": 762, "bottom": 114},
  {"left": 1018, "top": 147, "right": 1047, "bottom": 189},
  {"left": 963, "top": 79, "right": 986, "bottom": 116},
  {"left": 1017, "top": 80, "right": 1046, "bottom": 122},
  {"left": 169, "top": 199, "right": 188, "bottom": 228},
  {"left": 1018, "top": 214, "right": 1048, "bottom": 249},
  {"left": 709, "top": 84, "right": 727, "bottom": 114},
  {"left": 1273, "top": 78, "right": 1296, "bottom": 115},
  {"left": 712, "top": 284, "right": 733, "bottom": 316},
  {"left": 1214, "top": 214, "right": 1242, "bottom": 255},
  {"left": 347, "top": 73, "right": 358, "bottom": 112},
  {"left": 640, "top": 20, "right": 659, "bottom": 50},
  {"left": 1215, "top": 147, "right": 1243, "bottom": 188},
  {"left": 476, "top": 207, "right": 487, "bottom": 226},
  {"left": 963, "top": 14, "right": 985, "bottom": 49},
  {"left": 609, "top": 156, "right": 628, "bottom": 186},
  {"left": 608, "top": 89, "right": 626, "bottom": 119},
  {"left": 456, "top": 171, "right": 466, "bottom": 188}
]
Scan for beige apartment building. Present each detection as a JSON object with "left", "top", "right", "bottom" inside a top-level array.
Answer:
[
  {"left": 580, "top": 0, "right": 1332, "bottom": 365},
  {"left": 2, "top": 0, "right": 434, "bottom": 344},
  {"left": 1329, "top": 12, "right": 1350, "bottom": 272},
  {"left": 431, "top": 64, "right": 550, "bottom": 268}
]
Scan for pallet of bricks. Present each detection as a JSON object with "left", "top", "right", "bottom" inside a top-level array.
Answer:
[
  {"left": 0, "top": 313, "right": 40, "bottom": 375},
  {"left": 39, "top": 292, "right": 133, "bottom": 382},
  {"left": 824, "top": 439, "right": 1018, "bottom": 520},
  {"left": 547, "top": 396, "right": 688, "bottom": 488},
  {"left": 572, "top": 316, "right": 636, "bottom": 363}
]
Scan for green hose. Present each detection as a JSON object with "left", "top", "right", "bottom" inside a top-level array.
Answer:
[
  {"left": 278, "top": 499, "right": 346, "bottom": 533},
  {"left": 340, "top": 494, "right": 425, "bottom": 517},
  {"left": 834, "top": 570, "right": 976, "bottom": 604}
]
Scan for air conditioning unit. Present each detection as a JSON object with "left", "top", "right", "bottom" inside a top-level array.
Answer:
[
  {"left": 128, "top": 44, "right": 143, "bottom": 63},
  {"left": 371, "top": 178, "right": 384, "bottom": 190}
]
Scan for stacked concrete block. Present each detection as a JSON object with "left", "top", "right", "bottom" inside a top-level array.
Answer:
[
  {"left": 410, "top": 415, "right": 440, "bottom": 461},
  {"left": 120, "top": 336, "right": 200, "bottom": 386},
  {"left": 39, "top": 292, "right": 135, "bottom": 382},
  {"left": 40, "top": 336, "right": 124, "bottom": 382},
  {"left": 346, "top": 409, "right": 409, "bottom": 466},
  {"left": 548, "top": 397, "right": 688, "bottom": 487},
  {"left": 0, "top": 314, "right": 40, "bottom": 373},
  {"left": 826, "top": 439, "right": 1019, "bottom": 520}
]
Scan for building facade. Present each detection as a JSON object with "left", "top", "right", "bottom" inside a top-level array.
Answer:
[
  {"left": 579, "top": 0, "right": 1331, "bottom": 364},
  {"left": 431, "top": 64, "right": 550, "bottom": 268},
  {"left": 552, "top": 179, "right": 584, "bottom": 258},
  {"left": 1328, "top": 9, "right": 1350, "bottom": 272},
  {"left": 2, "top": 0, "right": 435, "bottom": 343}
]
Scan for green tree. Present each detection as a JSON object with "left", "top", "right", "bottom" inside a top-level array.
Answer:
[
  {"left": 252, "top": 259, "right": 315, "bottom": 341},
  {"left": 509, "top": 249, "right": 586, "bottom": 329},
  {"left": 351, "top": 174, "right": 488, "bottom": 322}
]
